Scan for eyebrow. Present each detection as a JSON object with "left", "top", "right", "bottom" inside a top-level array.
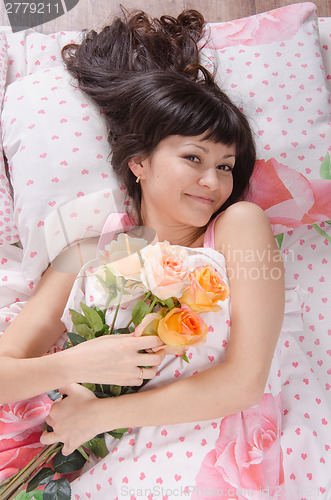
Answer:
[
  {"left": 183, "top": 143, "right": 236, "bottom": 159},
  {"left": 184, "top": 142, "right": 209, "bottom": 153}
]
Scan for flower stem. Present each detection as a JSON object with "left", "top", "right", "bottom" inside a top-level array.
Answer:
[
  {"left": 147, "top": 297, "right": 158, "bottom": 313},
  {"left": 0, "top": 443, "right": 62, "bottom": 500},
  {"left": 109, "top": 285, "right": 124, "bottom": 334},
  {"left": 125, "top": 294, "right": 157, "bottom": 330}
]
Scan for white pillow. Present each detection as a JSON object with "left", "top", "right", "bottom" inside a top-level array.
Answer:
[
  {"left": 1, "top": 2, "right": 330, "bottom": 279},
  {"left": 5, "top": 28, "right": 83, "bottom": 84},
  {"left": 318, "top": 17, "right": 331, "bottom": 91},
  {"left": 2, "top": 65, "right": 126, "bottom": 280},
  {"left": 0, "top": 31, "right": 18, "bottom": 245}
]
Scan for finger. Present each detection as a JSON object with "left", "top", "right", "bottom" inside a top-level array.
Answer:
[
  {"left": 136, "top": 351, "right": 165, "bottom": 366},
  {"left": 62, "top": 444, "right": 74, "bottom": 456},
  {"left": 150, "top": 345, "right": 168, "bottom": 353},
  {"left": 58, "top": 383, "right": 81, "bottom": 396},
  {"left": 136, "top": 335, "right": 165, "bottom": 349},
  {"left": 40, "top": 430, "right": 59, "bottom": 446},
  {"left": 127, "top": 365, "right": 158, "bottom": 386},
  {"left": 139, "top": 366, "right": 158, "bottom": 380}
]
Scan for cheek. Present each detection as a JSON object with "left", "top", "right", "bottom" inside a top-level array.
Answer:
[{"left": 223, "top": 176, "right": 234, "bottom": 197}]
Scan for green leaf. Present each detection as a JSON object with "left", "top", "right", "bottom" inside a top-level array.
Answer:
[
  {"left": 131, "top": 300, "right": 150, "bottom": 326},
  {"left": 94, "top": 306, "right": 106, "bottom": 324},
  {"left": 43, "top": 479, "right": 71, "bottom": 500},
  {"left": 112, "top": 327, "right": 134, "bottom": 335},
  {"left": 325, "top": 220, "right": 331, "bottom": 225},
  {"left": 95, "top": 324, "right": 110, "bottom": 337},
  {"left": 27, "top": 467, "right": 55, "bottom": 492},
  {"left": 69, "top": 308, "right": 91, "bottom": 328},
  {"left": 76, "top": 446, "right": 90, "bottom": 461},
  {"left": 163, "top": 297, "right": 175, "bottom": 309},
  {"left": 109, "top": 385, "right": 122, "bottom": 396},
  {"left": 83, "top": 437, "right": 109, "bottom": 458},
  {"left": 82, "top": 382, "right": 96, "bottom": 392},
  {"left": 74, "top": 323, "right": 94, "bottom": 339},
  {"left": 13, "top": 490, "right": 43, "bottom": 500},
  {"left": 80, "top": 302, "right": 104, "bottom": 333},
  {"left": 104, "top": 266, "right": 117, "bottom": 287},
  {"left": 181, "top": 352, "right": 190, "bottom": 363},
  {"left": 95, "top": 273, "right": 107, "bottom": 288},
  {"left": 320, "top": 152, "right": 331, "bottom": 179},
  {"left": 275, "top": 233, "right": 284, "bottom": 249},
  {"left": 66, "top": 331, "right": 88, "bottom": 346},
  {"left": 53, "top": 450, "right": 86, "bottom": 474},
  {"left": 312, "top": 223, "right": 331, "bottom": 244},
  {"left": 107, "top": 427, "right": 130, "bottom": 439}
]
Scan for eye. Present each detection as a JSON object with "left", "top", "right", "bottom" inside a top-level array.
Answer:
[
  {"left": 217, "top": 164, "right": 233, "bottom": 172},
  {"left": 185, "top": 155, "right": 200, "bottom": 163}
]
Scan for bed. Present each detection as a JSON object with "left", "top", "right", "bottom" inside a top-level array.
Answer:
[{"left": 0, "top": 1, "right": 330, "bottom": 498}]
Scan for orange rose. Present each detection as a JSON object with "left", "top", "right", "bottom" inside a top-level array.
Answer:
[
  {"left": 180, "top": 265, "right": 229, "bottom": 313},
  {"left": 157, "top": 305, "right": 208, "bottom": 355}
]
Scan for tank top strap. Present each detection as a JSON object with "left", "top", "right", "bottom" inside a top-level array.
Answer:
[{"left": 203, "top": 213, "right": 223, "bottom": 250}]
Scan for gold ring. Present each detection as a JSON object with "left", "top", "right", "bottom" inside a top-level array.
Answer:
[{"left": 138, "top": 367, "right": 143, "bottom": 380}]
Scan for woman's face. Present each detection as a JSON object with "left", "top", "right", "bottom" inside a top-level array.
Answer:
[{"left": 131, "top": 134, "right": 236, "bottom": 235}]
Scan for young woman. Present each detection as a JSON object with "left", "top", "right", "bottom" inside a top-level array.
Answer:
[{"left": 1, "top": 9, "right": 285, "bottom": 498}]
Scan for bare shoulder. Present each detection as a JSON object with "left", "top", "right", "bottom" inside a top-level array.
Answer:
[
  {"left": 214, "top": 202, "right": 277, "bottom": 254},
  {"left": 217, "top": 201, "right": 269, "bottom": 227}
]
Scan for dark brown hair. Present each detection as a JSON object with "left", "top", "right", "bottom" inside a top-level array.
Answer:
[{"left": 62, "top": 9, "right": 256, "bottom": 224}]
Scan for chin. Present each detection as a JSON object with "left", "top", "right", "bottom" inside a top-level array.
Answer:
[{"left": 187, "top": 215, "right": 212, "bottom": 228}]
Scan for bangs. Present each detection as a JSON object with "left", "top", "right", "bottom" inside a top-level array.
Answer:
[{"left": 139, "top": 77, "right": 250, "bottom": 157}]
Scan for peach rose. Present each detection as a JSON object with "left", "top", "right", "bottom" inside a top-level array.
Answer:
[
  {"left": 157, "top": 305, "right": 208, "bottom": 355},
  {"left": 180, "top": 265, "right": 229, "bottom": 313},
  {"left": 140, "top": 242, "right": 191, "bottom": 300},
  {"left": 192, "top": 393, "right": 284, "bottom": 500}
]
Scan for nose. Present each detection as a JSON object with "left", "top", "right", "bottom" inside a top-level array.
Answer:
[{"left": 197, "top": 166, "right": 219, "bottom": 190}]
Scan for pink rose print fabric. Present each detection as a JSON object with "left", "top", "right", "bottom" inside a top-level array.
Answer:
[
  {"left": 204, "top": 3, "right": 309, "bottom": 48},
  {"left": 192, "top": 394, "right": 284, "bottom": 500},
  {"left": 248, "top": 158, "right": 331, "bottom": 233},
  {"left": 0, "top": 394, "right": 52, "bottom": 481}
]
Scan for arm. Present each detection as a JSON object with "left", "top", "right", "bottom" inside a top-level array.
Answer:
[
  {"left": 0, "top": 266, "right": 165, "bottom": 404},
  {"left": 42, "top": 202, "right": 285, "bottom": 454}
]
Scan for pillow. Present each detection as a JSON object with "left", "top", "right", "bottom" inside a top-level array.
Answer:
[
  {"left": 2, "top": 3, "right": 330, "bottom": 279},
  {"left": 318, "top": 17, "right": 331, "bottom": 90},
  {"left": 4, "top": 28, "right": 83, "bottom": 84},
  {"left": 0, "top": 32, "right": 18, "bottom": 245},
  {"left": 201, "top": 2, "right": 331, "bottom": 234},
  {"left": 2, "top": 65, "right": 126, "bottom": 280}
]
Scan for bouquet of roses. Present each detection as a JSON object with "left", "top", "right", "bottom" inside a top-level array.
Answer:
[{"left": 0, "top": 237, "right": 229, "bottom": 500}]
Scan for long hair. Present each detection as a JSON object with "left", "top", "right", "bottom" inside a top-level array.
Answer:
[{"left": 62, "top": 9, "right": 256, "bottom": 223}]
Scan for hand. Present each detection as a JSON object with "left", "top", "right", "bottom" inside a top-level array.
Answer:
[
  {"left": 41, "top": 384, "right": 103, "bottom": 455},
  {"left": 66, "top": 334, "right": 166, "bottom": 387}
]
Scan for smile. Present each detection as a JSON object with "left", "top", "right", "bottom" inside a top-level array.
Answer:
[{"left": 185, "top": 194, "right": 215, "bottom": 205}]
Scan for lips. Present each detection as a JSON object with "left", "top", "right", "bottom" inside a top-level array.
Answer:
[{"left": 185, "top": 194, "right": 215, "bottom": 205}]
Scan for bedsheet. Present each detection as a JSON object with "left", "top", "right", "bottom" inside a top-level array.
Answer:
[
  {"left": 0, "top": 221, "right": 330, "bottom": 497},
  {"left": 0, "top": 10, "right": 330, "bottom": 498}
]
